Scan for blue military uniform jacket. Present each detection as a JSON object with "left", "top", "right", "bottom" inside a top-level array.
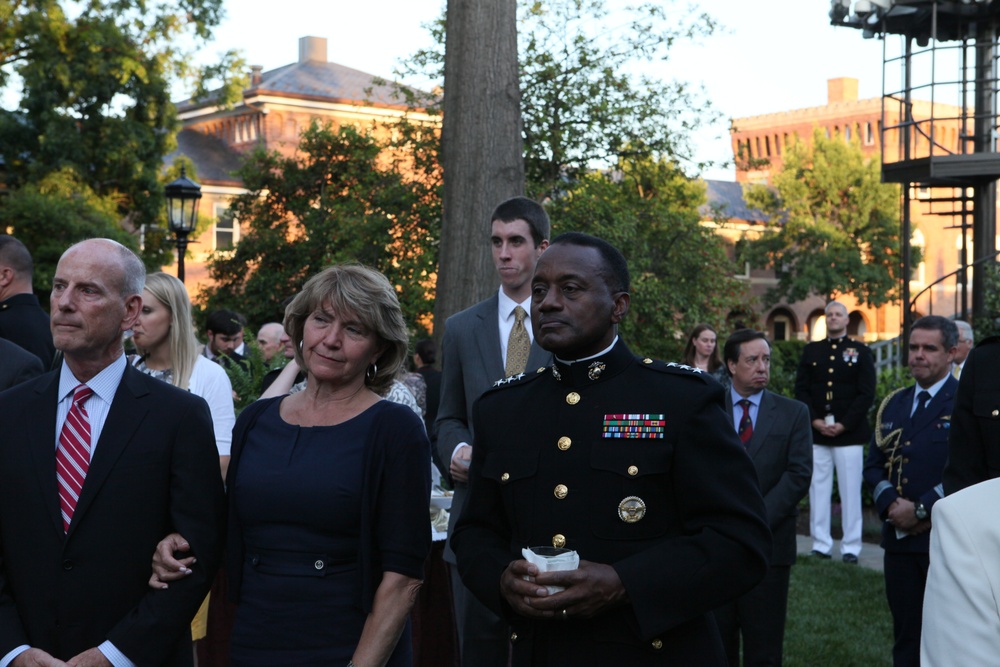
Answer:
[
  {"left": 863, "top": 377, "right": 957, "bottom": 553},
  {"left": 452, "top": 340, "right": 771, "bottom": 666}
]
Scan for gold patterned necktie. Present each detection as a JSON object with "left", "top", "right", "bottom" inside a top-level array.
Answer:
[{"left": 505, "top": 306, "right": 530, "bottom": 377}]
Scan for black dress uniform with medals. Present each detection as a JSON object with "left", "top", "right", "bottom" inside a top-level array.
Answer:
[
  {"left": 452, "top": 339, "right": 771, "bottom": 666},
  {"left": 794, "top": 335, "right": 876, "bottom": 447}
]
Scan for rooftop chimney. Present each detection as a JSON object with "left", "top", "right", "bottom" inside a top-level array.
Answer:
[
  {"left": 250, "top": 65, "right": 263, "bottom": 87},
  {"left": 299, "top": 36, "right": 328, "bottom": 64},
  {"left": 828, "top": 77, "right": 859, "bottom": 104}
]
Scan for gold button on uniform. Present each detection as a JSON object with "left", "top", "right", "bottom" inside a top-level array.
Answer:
[
  {"left": 552, "top": 534, "right": 566, "bottom": 548},
  {"left": 652, "top": 639, "right": 663, "bottom": 650},
  {"left": 827, "top": 381, "right": 833, "bottom": 387},
  {"left": 643, "top": 358, "right": 653, "bottom": 364},
  {"left": 566, "top": 392, "right": 581, "bottom": 405},
  {"left": 554, "top": 484, "right": 568, "bottom": 499},
  {"left": 993, "top": 409, "right": 999, "bottom": 417},
  {"left": 501, "top": 472, "right": 510, "bottom": 482},
  {"left": 830, "top": 355, "right": 835, "bottom": 361},
  {"left": 627, "top": 465, "right": 638, "bottom": 476},
  {"left": 510, "top": 632, "right": 518, "bottom": 641},
  {"left": 557, "top": 436, "right": 572, "bottom": 451},
  {"left": 828, "top": 368, "right": 834, "bottom": 374}
]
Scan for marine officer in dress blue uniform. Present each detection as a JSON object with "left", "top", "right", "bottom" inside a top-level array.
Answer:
[
  {"left": 864, "top": 315, "right": 958, "bottom": 667},
  {"left": 795, "top": 301, "right": 876, "bottom": 563},
  {"left": 452, "top": 232, "right": 771, "bottom": 666}
]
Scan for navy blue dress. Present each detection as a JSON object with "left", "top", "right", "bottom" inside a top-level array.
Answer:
[{"left": 229, "top": 400, "right": 412, "bottom": 667}]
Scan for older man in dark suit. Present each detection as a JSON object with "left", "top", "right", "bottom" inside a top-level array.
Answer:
[
  {"left": 714, "top": 329, "right": 812, "bottom": 667},
  {"left": 0, "top": 239, "right": 225, "bottom": 667},
  {"left": 436, "top": 197, "right": 552, "bottom": 665}
]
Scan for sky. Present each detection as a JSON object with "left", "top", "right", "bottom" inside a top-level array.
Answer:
[{"left": 191, "top": 0, "right": 889, "bottom": 181}]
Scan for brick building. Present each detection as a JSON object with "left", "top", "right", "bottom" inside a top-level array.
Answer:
[
  {"left": 716, "top": 77, "right": 975, "bottom": 343},
  {"left": 167, "top": 36, "right": 435, "bottom": 295}
]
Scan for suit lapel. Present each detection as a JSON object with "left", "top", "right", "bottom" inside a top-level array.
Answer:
[
  {"left": 474, "top": 295, "right": 505, "bottom": 381},
  {"left": 28, "top": 372, "right": 64, "bottom": 536},
  {"left": 746, "top": 391, "right": 775, "bottom": 459},
  {"left": 68, "top": 366, "right": 151, "bottom": 537},
  {"left": 525, "top": 340, "right": 551, "bottom": 373}
]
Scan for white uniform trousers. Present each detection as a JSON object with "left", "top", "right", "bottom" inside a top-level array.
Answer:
[{"left": 809, "top": 443, "right": 864, "bottom": 556}]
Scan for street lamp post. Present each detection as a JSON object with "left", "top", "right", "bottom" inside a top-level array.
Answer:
[{"left": 164, "top": 166, "right": 202, "bottom": 284}]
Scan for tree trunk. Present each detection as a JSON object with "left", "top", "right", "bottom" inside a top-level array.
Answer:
[{"left": 434, "top": 0, "right": 524, "bottom": 343}]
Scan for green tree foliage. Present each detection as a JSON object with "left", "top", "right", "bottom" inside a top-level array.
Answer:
[
  {"left": 741, "top": 130, "right": 903, "bottom": 308},
  {"left": 0, "top": 167, "right": 134, "bottom": 300},
  {"left": 518, "top": 0, "right": 718, "bottom": 199},
  {"left": 546, "top": 156, "right": 749, "bottom": 361},
  {"left": 0, "top": 0, "right": 245, "bottom": 269},
  {"left": 199, "top": 120, "right": 441, "bottom": 334},
  {"left": 399, "top": 0, "right": 720, "bottom": 198}
]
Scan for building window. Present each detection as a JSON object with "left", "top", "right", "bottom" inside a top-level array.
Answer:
[
  {"left": 775, "top": 134, "right": 781, "bottom": 156},
  {"left": 865, "top": 122, "right": 875, "bottom": 145},
  {"left": 765, "top": 136, "right": 771, "bottom": 157},
  {"left": 214, "top": 203, "right": 239, "bottom": 251}
]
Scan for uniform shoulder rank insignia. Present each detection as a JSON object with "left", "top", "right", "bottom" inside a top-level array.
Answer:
[
  {"left": 650, "top": 360, "right": 707, "bottom": 378},
  {"left": 493, "top": 372, "right": 528, "bottom": 387}
]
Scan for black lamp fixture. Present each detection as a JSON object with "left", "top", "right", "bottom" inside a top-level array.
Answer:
[{"left": 164, "top": 165, "right": 202, "bottom": 283}]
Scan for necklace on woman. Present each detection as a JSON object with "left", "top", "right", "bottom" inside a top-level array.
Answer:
[{"left": 135, "top": 357, "right": 174, "bottom": 385}]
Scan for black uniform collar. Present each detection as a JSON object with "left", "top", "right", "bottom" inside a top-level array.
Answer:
[
  {"left": 551, "top": 338, "right": 633, "bottom": 387},
  {"left": 827, "top": 334, "right": 848, "bottom": 344},
  {"left": 0, "top": 292, "right": 41, "bottom": 309}
]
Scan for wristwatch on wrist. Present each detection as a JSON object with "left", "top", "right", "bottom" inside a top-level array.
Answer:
[{"left": 914, "top": 501, "right": 929, "bottom": 521}]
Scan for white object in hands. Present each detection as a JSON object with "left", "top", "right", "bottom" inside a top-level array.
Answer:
[{"left": 521, "top": 546, "right": 579, "bottom": 594}]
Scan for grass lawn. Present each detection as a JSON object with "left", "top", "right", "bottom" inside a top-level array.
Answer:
[{"left": 783, "top": 556, "right": 894, "bottom": 666}]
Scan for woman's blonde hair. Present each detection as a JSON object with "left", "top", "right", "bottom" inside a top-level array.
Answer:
[
  {"left": 135, "top": 272, "right": 200, "bottom": 390},
  {"left": 284, "top": 264, "right": 408, "bottom": 395}
]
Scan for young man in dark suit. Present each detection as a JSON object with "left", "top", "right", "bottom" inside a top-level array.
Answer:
[
  {"left": 714, "top": 329, "right": 812, "bottom": 667},
  {"left": 0, "top": 239, "right": 225, "bottom": 667},
  {"left": 436, "top": 197, "right": 551, "bottom": 665}
]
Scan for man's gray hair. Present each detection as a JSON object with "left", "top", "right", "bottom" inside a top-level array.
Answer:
[
  {"left": 825, "top": 300, "right": 847, "bottom": 315},
  {"left": 954, "top": 319, "right": 973, "bottom": 342}
]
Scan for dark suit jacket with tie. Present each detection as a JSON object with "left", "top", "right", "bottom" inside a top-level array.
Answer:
[
  {"left": 0, "top": 363, "right": 226, "bottom": 665},
  {"left": 0, "top": 338, "right": 44, "bottom": 391},
  {"left": 864, "top": 377, "right": 957, "bottom": 553},
  {"left": 435, "top": 293, "right": 551, "bottom": 564},
  {"left": 726, "top": 390, "right": 813, "bottom": 566}
]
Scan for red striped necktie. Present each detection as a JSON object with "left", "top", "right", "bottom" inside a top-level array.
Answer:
[
  {"left": 56, "top": 384, "right": 94, "bottom": 532},
  {"left": 738, "top": 399, "right": 754, "bottom": 445}
]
